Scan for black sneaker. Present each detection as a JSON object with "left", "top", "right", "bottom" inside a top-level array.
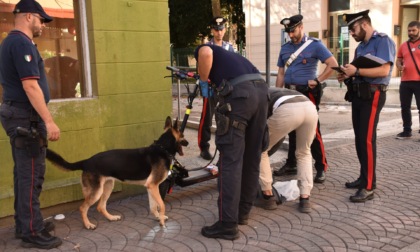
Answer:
[
  {"left": 396, "top": 131, "right": 412, "bottom": 139},
  {"left": 254, "top": 195, "right": 277, "bottom": 210},
  {"left": 21, "top": 229, "right": 62, "bottom": 249},
  {"left": 200, "top": 149, "right": 212, "bottom": 160},
  {"left": 201, "top": 221, "right": 239, "bottom": 240},
  {"left": 299, "top": 197, "right": 311, "bottom": 213},
  {"left": 15, "top": 221, "right": 55, "bottom": 239},
  {"left": 273, "top": 162, "right": 297, "bottom": 176}
]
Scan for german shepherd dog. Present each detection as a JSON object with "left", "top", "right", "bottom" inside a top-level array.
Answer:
[{"left": 46, "top": 116, "right": 188, "bottom": 229}]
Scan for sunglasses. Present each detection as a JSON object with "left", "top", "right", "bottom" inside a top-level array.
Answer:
[{"left": 31, "top": 13, "right": 45, "bottom": 24}]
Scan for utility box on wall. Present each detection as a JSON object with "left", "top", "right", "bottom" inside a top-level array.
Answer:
[{"left": 394, "top": 25, "right": 401, "bottom": 36}]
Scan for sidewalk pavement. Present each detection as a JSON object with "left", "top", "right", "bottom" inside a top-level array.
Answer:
[{"left": 1, "top": 95, "right": 420, "bottom": 251}]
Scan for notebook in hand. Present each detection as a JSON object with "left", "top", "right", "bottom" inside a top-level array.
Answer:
[{"left": 351, "top": 54, "right": 387, "bottom": 68}]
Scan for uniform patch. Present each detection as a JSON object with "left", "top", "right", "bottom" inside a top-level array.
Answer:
[{"left": 24, "top": 55, "right": 32, "bottom": 62}]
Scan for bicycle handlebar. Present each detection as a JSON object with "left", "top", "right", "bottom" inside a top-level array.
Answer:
[{"left": 166, "top": 66, "right": 199, "bottom": 80}]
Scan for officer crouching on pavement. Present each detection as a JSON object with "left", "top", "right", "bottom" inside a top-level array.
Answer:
[
  {"left": 195, "top": 44, "right": 269, "bottom": 240},
  {"left": 274, "top": 14, "right": 338, "bottom": 185}
]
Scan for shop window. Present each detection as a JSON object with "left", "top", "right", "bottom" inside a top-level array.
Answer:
[{"left": 0, "top": 0, "right": 90, "bottom": 99}]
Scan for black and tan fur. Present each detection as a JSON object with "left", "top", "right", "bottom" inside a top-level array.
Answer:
[{"left": 46, "top": 116, "right": 188, "bottom": 229}]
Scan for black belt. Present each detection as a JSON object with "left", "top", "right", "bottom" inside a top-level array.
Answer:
[
  {"left": 285, "top": 84, "right": 308, "bottom": 92},
  {"left": 352, "top": 84, "right": 388, "bottom": 92},
  {"left": 3, "top": 101, "right": 33, "bottom": 109},
  {"left": 229, "top": 73, "right": 265, "bottom": 86}
]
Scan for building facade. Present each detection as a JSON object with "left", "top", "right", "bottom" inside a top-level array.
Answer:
[
  {"left": 0, "top": 0, "right": 172, "bottom": 217},
  {"left": 243, "top": 0, "right": 419, "bottom": 75}
]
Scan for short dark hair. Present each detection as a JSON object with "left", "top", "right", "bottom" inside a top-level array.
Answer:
[{"left": 408, "top": 21, "right": 420, "bottom": 28}]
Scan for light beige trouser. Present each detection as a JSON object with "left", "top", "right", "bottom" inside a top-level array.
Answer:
[{"left": 259, "top": 101, "right": 318, "bottom": 196}]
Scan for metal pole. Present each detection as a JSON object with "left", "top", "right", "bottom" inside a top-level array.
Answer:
[
  {"left": 177, "top": 79, "right": 181, "bottom": 120},
  {"left": 266, "top": 0, "right": 270, "bottom": 85},
  {"left": 298, "top": 0, "right": 301, "bottom": 14}
]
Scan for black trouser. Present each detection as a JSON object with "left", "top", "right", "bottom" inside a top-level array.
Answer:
[
  {"left": 0, "top": 103, "right": 47, "bottom": 237},
  {"left": 352, "top": 89, "right": 386, "bottom": 190},
  {"left": 198, "top": 95, "right": 217, "bottom": 151},
  {"left": 286, "top": 86, "right": 328, "bottom": 173},
  {"left": 215, "top": 80, "right": 268, "bottom": 223},
  {"left": 399, "top": 81, "right": 420, "bottom": 132}
]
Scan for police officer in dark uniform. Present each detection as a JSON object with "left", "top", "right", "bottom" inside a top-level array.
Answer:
[
  {"left": 195, "top": 44, "right": 269, "bottom": 240},
  {"left": 0, "top": 0, "right": 61, "bottom": 249},
  {"left": 337, "top": 10, "right": 396, "bottom": 202},
  {"left": 273, "top": 14, "right": 338, "bottom": 184},
  {"left": 198, "top": 16, "right": 234, "bottom": 160}
]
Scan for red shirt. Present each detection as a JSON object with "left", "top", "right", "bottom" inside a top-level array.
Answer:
[{"left": 397, "top": 39, "right": 420, "bottom": 81}]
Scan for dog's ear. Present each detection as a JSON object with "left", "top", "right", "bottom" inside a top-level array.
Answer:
[
  {"left": 173, "top": 117, "right": 179, "bottom": 130},
  {"left": 164, "top": 116, "right": 172, "bottom": 129}
]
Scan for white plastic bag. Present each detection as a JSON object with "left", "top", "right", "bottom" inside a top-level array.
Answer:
[{"left": 273, "top": 180, "right": 300, "bottom": 201}]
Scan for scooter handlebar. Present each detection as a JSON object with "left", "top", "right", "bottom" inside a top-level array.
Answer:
[{"left": 166, "top": 66, "right": 199, "bottom": 80}]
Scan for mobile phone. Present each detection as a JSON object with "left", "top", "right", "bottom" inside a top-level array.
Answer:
[{"left": 331, "top": 66, "right": 345, "bottom": 74}]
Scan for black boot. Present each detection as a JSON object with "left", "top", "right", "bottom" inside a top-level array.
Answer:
[
  {"left": 21, "top": 229, "right": 62, "bottom": 249},
  {"left": 15, "top": 221, "right": 55, "bottom": 239},
  {"left": 200, "top": 149, "right": 212, "bottom": 160},
  {"left": 273, "top": 161, "right": 297, "bottom": 176},
  {"left": 201, "top": 221, "right": 239, "bottom": 240},
  {"left": 349, "top": 189, "right": 374, "bottom": 202},
  {"left": 314, "top": 171, "right": 326, "bottom": 184}
]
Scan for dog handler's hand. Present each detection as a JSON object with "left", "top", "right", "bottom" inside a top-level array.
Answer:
[{"left": 46, "top": 122, "right": 60, "bottom": 141}]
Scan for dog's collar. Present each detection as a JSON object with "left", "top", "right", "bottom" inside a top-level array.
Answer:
[{"left": 153, "top": 141, "right": 177, "bottom": 161}]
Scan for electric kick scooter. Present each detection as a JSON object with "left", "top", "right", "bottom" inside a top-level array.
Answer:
[{"left": 159, "top": 66, "right": 218, "bottom": 199}]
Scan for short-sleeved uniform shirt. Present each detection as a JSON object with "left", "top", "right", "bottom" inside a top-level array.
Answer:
[
  {"left": 397, "top": 39, "right": 420, "bottom": 81},
  {"left": 0, "top": 30, "right": 50, "bottom": 103},
  {"left": 354, "top": 31, "right": 396, "bottom": 85},
  {"left": 194, "top": 44, "right": 259, "bottom": 87},
  {"left": 277, "top": 36, "right": 333, "bottom": 85}
]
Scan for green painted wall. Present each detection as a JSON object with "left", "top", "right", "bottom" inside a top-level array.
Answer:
[{"left": 0, "top": 0, "right": 172, "bottom": 218}]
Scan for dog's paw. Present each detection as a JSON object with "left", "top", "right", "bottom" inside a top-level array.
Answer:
[
  {"left": 109, "top": 215, "right": 121, "bottom": 221},
  {"left": 85, "top": 223, "right": 97, "bottom": 230}
]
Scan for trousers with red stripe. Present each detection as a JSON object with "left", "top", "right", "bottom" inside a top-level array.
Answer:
[
  {"left": 286, "top": 88, "right": 328, "bottom": 173},
  {"left": 198, "top": 95, "right": 217, "bottom": 152},
  {"left": 0, "top": 103, "right": 47, "bottom": 237},
  {"left": 351, "top": 90, "right": 386, "bottom": 190}
]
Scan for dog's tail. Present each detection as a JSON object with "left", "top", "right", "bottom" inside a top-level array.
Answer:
[{"left": 46, "top": 149, "right": 84, "bottom": 171}]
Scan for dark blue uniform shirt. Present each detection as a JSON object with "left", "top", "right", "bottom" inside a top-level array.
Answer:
[
  {"left": 0, "top": 30, "right": 50, "bottom": 103},
  {"left": 277, "top": 36, "right": 332, "bottom": 85},
  {"left": 194, "top": 44, "right": 259, "bottom": 87},
  {"left": 354, "top": 31, "right": 396, "bottom": 85}
]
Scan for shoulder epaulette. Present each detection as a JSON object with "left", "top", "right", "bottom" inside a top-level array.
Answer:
[
  {"left": 309, "top": 37, "right": 320, "bottom": 41},
  {"left": 377, "top": 32, "right": 388, "bottom": 37}
]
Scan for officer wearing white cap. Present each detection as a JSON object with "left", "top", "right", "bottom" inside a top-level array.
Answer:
[
  {"left": 198, "top": 16, "right": 234, "bottom": 160},
  {"left": 0, "top": 0, "right": 61, "bottom": 249},
  {"left": 273, "top": 14, "right": 338, "bottom": 192},
  {"left": 337, "top": 10, "right": 396, "bottom": 202}
]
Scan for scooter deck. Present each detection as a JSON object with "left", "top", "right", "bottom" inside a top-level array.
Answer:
[{"left": 176, "top": 168, "right": 218, "bottom": 187}]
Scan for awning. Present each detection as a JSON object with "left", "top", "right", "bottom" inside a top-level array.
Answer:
[{"left": 0, "top": 0, "right": 74, "bottom": 19}]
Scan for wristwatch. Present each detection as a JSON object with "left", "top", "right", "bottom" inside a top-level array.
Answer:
[{"left": 314, "top": 78, "right": 321, "bottom": 86}]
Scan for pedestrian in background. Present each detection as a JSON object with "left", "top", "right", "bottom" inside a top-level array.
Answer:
[
  {"left": 395, "top": 21, "right": 420, "bottom": 140},
  {"left": 198, "top": 16, "right": 234, "bottom": 160},
  {"left": 337, "top": 10, "right": 396, "bottom": 202},
  {"left": 0, "top": 0, "right": 62, "bottom": 249},
  {"left": 257, "top": 87, "right": 317, "bottom": 213},
  {"left": 273, "top": 14, "right": 338, "bottom": 184},
  {"left": 195, "top": 44, "right": 268, "bottom": 240}
]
